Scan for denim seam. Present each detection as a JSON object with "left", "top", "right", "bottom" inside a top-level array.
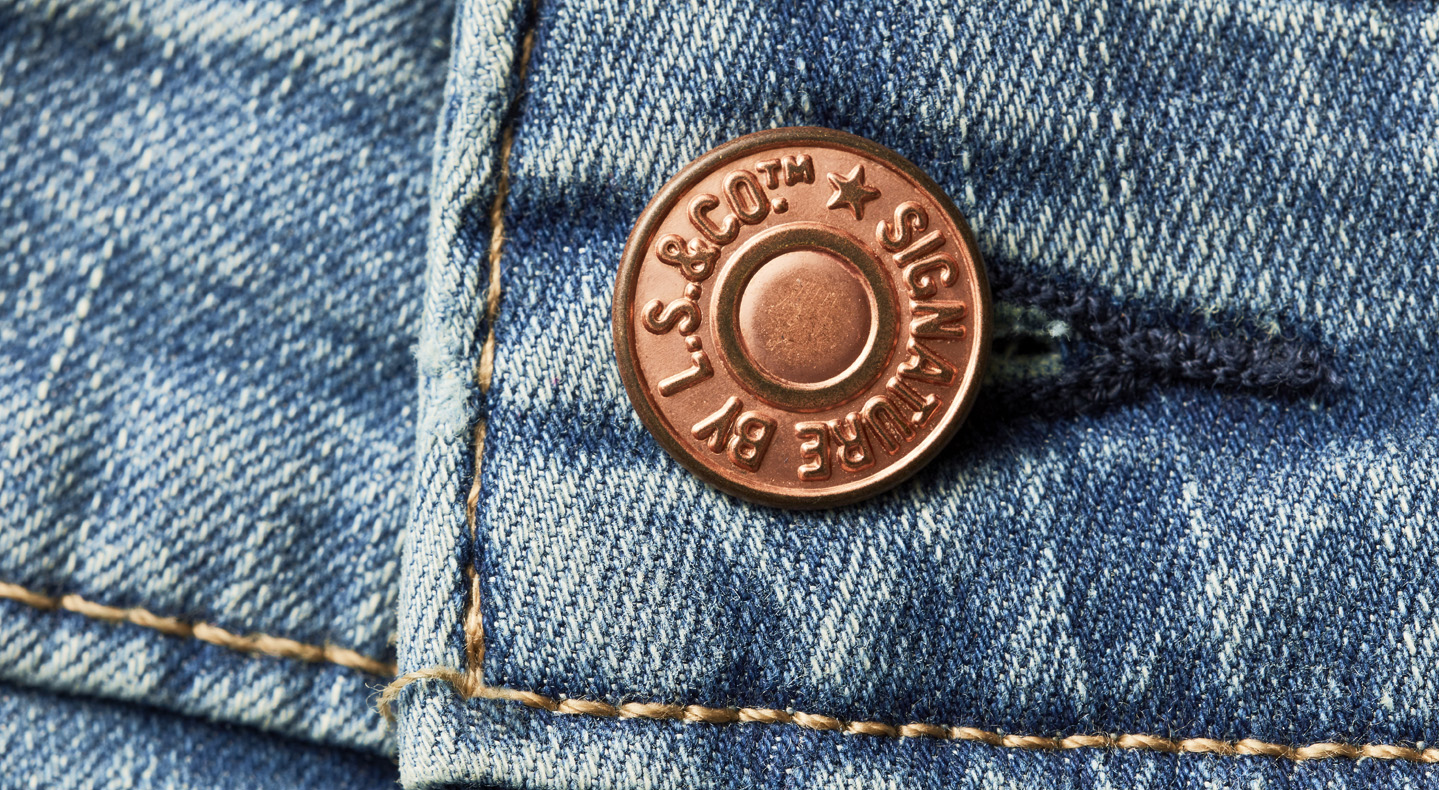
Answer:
[
  {"left": 378, "top": 594, "right": 1439, "bottom": 762},
  {"left": 0, "top": 581, "right": 396, "bottom": 677},
  {"left": 457, "top": 14, "right": 531, "bottom": 681},
  {"left": 457, "top": 0, "right": 540, "bottom": 702},
  {"left": 383, "top": 661, "right": 1439, "bottom": 763},
  {"left": 383, "top": 0, "right": 538, "bottom": 718}
]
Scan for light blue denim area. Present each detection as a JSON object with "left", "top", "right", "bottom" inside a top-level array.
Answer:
[
  {"left": 0, "top": 0, "right": 451, "bottom": 777},
  {"left": 0, "top": 682, "right": 400, "bottom": 790},
  {"left": 3, "top": 0, "right": 1438, "bottom": 788}
]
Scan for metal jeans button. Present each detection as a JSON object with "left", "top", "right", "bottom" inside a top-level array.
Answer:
[{"left": 613, "top": 127, "right": 990, "bottom": 508}]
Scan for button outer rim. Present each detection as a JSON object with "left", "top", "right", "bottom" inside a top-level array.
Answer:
[{"left": 612, "top": 126, "right": 991, "bottom": 509}]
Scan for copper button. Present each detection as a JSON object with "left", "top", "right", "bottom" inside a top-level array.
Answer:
[{"left": 613, "top": 127, "right": 990, "bottom": 508}]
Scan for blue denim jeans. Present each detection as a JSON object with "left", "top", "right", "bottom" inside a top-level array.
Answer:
[{"left": 3, "top": 0, "right": 1437, "bottom": 788}]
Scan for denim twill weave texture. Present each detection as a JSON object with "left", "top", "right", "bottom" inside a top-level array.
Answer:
[
  {"left": 393, "top": 1, "right": 1439, "bottom": 788},
  {"left": 0, "top": 681, "right": 402, "bottom": 790},
  {"left": 2, "top": 0, "right": 1438, "bottom": 787},
  {"left": 0, "top": 0, "right": 450, "bottom": 755}
]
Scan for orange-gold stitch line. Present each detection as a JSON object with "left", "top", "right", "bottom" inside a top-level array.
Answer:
[
  {"left": 457, "top": 0, "right": 539, "bottom": 700},
  {"left": 376, "top": 666, "right": 1439, "bottom": 763},
  {"left": 0, "top": 580, "right": 395, "bottom": 677}
]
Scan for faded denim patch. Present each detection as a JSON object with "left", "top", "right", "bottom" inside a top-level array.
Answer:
[{"left": 0, "top": 0, "right": 451, "bottom": 751}]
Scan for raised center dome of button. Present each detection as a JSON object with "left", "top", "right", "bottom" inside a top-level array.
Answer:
[{"left": 736, "top": 249, "right": 873, "bottom": 385}]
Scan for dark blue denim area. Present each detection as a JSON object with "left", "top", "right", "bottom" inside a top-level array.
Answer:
[{"left": 396, "top": 0, "right": 1439, "bottom": 787}]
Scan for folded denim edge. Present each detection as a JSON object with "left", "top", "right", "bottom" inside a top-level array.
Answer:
[
  {"left": 394, "top": 0, "right": 531, "bottom": 751},
  {"left": 0, "top": 681, "right": 399, "bottom": 790},
  {"left": 0, "top": 597, "right": 392, "bottom": 754}
]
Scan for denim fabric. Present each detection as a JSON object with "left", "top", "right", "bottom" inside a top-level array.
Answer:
[
  {"left": 394, "top": 0, "right": 1439, "bottom": 788},
  {"left": 6, "top": 0, "right": 1439, "bottom": 785},
  {"left": 0, "top": 682, "right": 399, "bottom": 790},
  {"left": 0, "top": 0, "right": 448, "bottom": 757}
]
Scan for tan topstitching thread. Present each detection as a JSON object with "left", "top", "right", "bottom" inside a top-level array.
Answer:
[
  {"left": 0, "top": 580, "right": 395, "bottom": 677},
  {"left": 374, "top": 10, "right": 1439, "bottom": 765},
  {"left": 448, "top": 4, "right": 540, "bottom": 705},
  {"left": 383, "top": 9, "right": 542, "bottom": 715}
]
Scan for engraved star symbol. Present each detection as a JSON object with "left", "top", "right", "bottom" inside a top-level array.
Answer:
[{"left": 826, "top": 165, "right": 881, "bottom": 220}]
